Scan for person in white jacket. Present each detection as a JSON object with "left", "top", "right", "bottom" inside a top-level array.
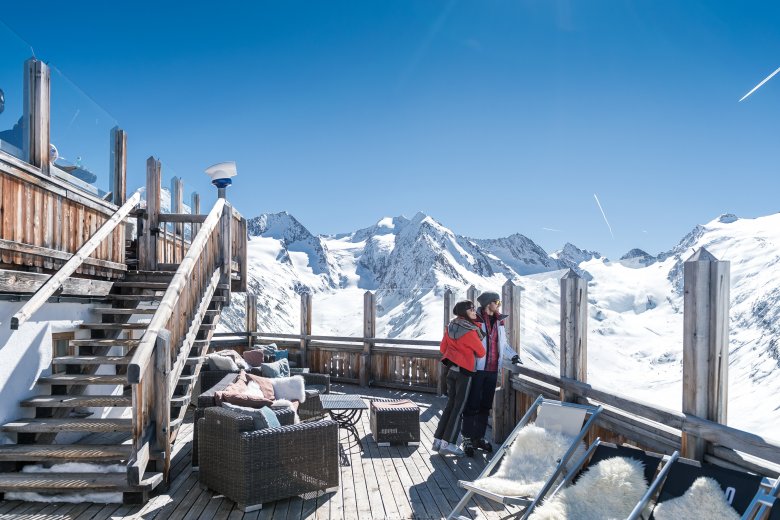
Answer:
[{"left": 461, "top": 291, "right": 519, "bottom": 457}]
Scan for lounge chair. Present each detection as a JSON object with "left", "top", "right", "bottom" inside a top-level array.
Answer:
[
  {"left": 528, "top": 439, "right": 678, "bottom": 519},
  {"left": 627, "top": 456, "right": 765, "bottom": 520},
  {"left": 447, "top": 395, "right": 603, "bottom": 520}
]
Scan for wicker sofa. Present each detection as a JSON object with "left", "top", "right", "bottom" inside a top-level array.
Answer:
[
  {"left": 193, "top": 372, "right": 326, "bottom": 467},
  {"left": 197, "top": 406, "right": 339, "bottom": 512}
]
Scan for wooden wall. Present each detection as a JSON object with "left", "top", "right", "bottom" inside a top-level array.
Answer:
[{"left": 0, "top": 156, "right": 126, "bottom": 279}]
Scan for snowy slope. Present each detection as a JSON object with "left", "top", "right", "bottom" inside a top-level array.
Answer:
[{"left": 219, "top": 210, "right": 780, "bottom": 438}]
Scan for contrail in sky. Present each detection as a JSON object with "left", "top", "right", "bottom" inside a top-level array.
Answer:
[
  {"left": 739, "top": 66, "right": 780, "bottom": 102},
  {"left": 542, "top": 227, "right": 562, "bottom": 232},
  {"left": 593, "top": 193, "right": 614, "bottom": 239}
]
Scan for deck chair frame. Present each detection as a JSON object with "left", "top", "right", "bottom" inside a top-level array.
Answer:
[
  {"left": 741, "top": 476, "right": 779, "bottom": 520},
  {"left": 545, "top": 438, "right": 679, "bottom": 504},
  {"left": 447, "top": 395, "right": 603, "bottom": 520}
]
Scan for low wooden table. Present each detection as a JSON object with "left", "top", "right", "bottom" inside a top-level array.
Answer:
[{"left": 319, "top": 394, "right": 368, "bottom": 450}]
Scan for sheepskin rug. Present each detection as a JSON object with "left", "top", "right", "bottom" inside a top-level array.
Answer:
[
  {"left": 653, "top": 476, "right": 740, "bottom": 520},
  {"left": 528, "top": 456, "right": 647, "bottom": 520},
  {"left": 473, "top": 424, "right": 586, "bottom": 498}
]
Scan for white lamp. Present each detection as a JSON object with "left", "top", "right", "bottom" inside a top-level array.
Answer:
[{"left": 204, "top": 161, "right": 237, "bottom": 198}]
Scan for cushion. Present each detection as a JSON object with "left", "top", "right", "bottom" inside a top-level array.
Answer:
[
  {"left": 245, "top": 372, "right": 276, "bottom": 401},
  {"left": 207, "top": 353, "right": 238, "bottom": 372},
  {"left": 243, "top": 349, "right": 265, "bottom": 367},
  {"left": 260, "top": 358, "right": 290, "bottom": 378},
  {"left": 214, "top": 377, "right": 273, "bottom": 409},
  {"left": 371, "top": 399, "right": 419, "bottom": 411},
  {"left": 653, "top": 477, "right": 740, "bottom": 520},
  {"left": 221, "top": 402, "right": 280, "bottom": 430},
  {"left": 271, "top": 398, "right": 300, "bottom": 412},
  {"left": 274, "top": 349, "right": 289, "bottom": 360},
  {"left": 271, "top": 375, "right": 306, "bottom": 402}
]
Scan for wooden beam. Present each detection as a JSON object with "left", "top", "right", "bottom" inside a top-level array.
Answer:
[
  {"left": 153, "top": 330, "right": 171, "bottom": 480},
  {"left": 494, "top": 280, "right": 523, "bottom": 442},
  {"left": 360, "top": 291, "right": 376, "bottom": 387},
  {"left": 300, "top": 292, "right": 312, "bottom": 368},
  {"left": 467, "top": 285, "right": 478, "bottom": 305},
  {"left": 0, "top": 239, "right": 127, "bottom": 272},
  {"left": 157, "top": 214, "right": 207, "bottom": 224},
  {"left": 171, "top": 177, "right": 183, "bottom": 236},
  {"left": 10, "top": 190, "right": 141, "bottom": 329},
  {"left": 559, "top": 269, "right": 587, "bottom": 402},
  {"left": 110, "top": 127, "right": 127, "bottom": 206},
  {"left": 0, "top": 268, "right": 113, "bottom": 296},
  {"left": 23, "top": 58, "right": 50, "bottom": 175},
  {"left": 682, "top": 247, "right": 730, "bottom": 460}
]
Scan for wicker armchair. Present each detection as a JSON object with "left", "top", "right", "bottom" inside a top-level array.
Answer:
[
  {"left": 193, "top": 373, "right": 326, "bottom": 467},
  {"left": 198, "top": 406, "right": 339, "bottom": 512}
]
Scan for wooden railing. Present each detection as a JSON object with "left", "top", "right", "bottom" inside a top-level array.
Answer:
[
  {"left": 127, "top": 197, "right": 231, "bottom": 483},
  {"left": 10, "top": 190, "right": 142, "bottom": 329}
]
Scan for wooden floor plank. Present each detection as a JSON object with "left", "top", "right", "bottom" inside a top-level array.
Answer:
[{"left": 0, "top": 384, "right": 514, "bottom": 520}]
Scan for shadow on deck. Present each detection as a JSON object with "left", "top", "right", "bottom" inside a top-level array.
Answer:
[{"left": 0, "top": 385, "right": 520, "bottom": 520}]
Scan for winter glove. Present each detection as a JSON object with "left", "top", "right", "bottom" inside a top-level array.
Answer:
[{"left": 511, "top": 355, "right": 522, "bottom": 365}]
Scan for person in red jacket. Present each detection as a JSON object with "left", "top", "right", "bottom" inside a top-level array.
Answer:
[{"left": 433, "top": 300, "right": 487, "bottom": 456}]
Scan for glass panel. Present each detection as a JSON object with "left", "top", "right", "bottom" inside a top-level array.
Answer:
[
  {"left": 517, "top": 273, "right": 561, "bottom": 375},
  {"left": 49, "top": 66, "right": 117, "bottom": 197},
  {"left": 0, "top": 21, "right": 31, "bottom": 159},
  {"left": 312, "top": 288, "right": 365, "bottom": 338}
]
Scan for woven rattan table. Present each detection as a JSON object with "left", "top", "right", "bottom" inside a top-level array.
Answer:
[{"left": 320, "top": 394, "right": 368, "bottom": 450}]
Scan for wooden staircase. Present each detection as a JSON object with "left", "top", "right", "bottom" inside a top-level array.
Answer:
[
  {"left": 0, "top": 194, "right": 246, "bottom": 504},
  {"left": 0, "top": 270, "right": 229, "bottom": 501}
]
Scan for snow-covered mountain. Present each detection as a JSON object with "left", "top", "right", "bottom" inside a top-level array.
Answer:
[{"left": 220, "top": 209, "right": 780, "bottom": 439}]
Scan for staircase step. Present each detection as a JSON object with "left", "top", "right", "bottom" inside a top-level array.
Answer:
[
  {"left": 79, "top": 323, "right": 148, "bottom": 330},
  {"left": 0, "top": 471, "right": 161, "bottom": 492},
  {"left": 2, "top": 418, "right": 132, "bottom": 433},
  {"left": 52, "top": 356, "right": 130, "bottom": 365},
  {"left": 170, "top": 395, "right": 190, "bottom": 407},
  {"left": 21, "top": 395, "right": 131, "bottom": 408},
  {"left": 0, "top": 444, "right": 132, "bottom": 462},
  {"left": 112, "top": 282, "right": 169, "bottom": 289},
  {"left": 38, "top": 374, "right": 127, "bottom": 385},
  {"left": 185, "top": 357, "right": 205, "bottom": 365},
  {"left": 92, "top": 308, "right": 158, "bottom": 315},
  {"left": 70, "top": 339, "right": 140, "bottom": 347},
  {"left": 108, "top": 294, "right": 163, "bottom": 301}
]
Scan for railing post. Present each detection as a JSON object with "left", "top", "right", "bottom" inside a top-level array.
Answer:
[
  {"left": 219, "top": 201, "right": 232, "bottom": 304},
  {"left": 191, "top": 192, "right": 201, "bottom": 235},
  {"left": 494, "top": 280, "right": 523, "bottom": 442},
  {"left": 439, "top": 289, "right": 453, "bottom": 396},
  {"left": 682, "top": 247, "right": 730, "bottom": 461},
  {"left": 141, "top": 156, "right": 161, "bottom": 270},
  {"left": 110, "top": 127, "right": 127, "bottom": 205},
  {"left": 360, "top": 290, "right": 376, "bottom": 387},
  {"left": 560, "top": 269, "right": 587, "bottom": 403},
  {"left": 245, "top": 294, "right": 257, "bottom": 354},
  {"left": 171, "top": 177, "right": 183, "bottom": 235},
  {"left": 300, "top": 292, "right": 312, "bottom": 369},
  {"left": 154, "top": 330, "right": 171, "bottom": 479},
  {"left": 23, "top": 58, "right": 50, "bottom": 175},
  {"left": 467, "top": 285, "right": 478, "bottom": 306}
]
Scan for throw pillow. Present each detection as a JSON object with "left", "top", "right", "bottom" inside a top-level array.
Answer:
[
  {"left": 221, "top": 402, "right": 277, "bottom": 430},
  {"left": 274, "top": 349, "right": 289, "bottom": 360},
  {"left": 260, "top": 358, "right": 290, "bottom": 378},
  {"left": 245, "top": 373, "right": 276, "bottom": 400},
  {"left": 243, "top": 349, "right": 265, "bottom": 367},
  {"left": 271, "top": 375, "right": 306, "bottom": 402},
  {"left": 207, "top": 353, "right": 238, "bottom": 372}
]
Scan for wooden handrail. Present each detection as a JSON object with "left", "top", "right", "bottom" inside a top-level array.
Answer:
[
  {"left": 211, "top": 330, "right": 440, "bottom": 347},
  {"left": 127, "top": 197, "right": 226, "bottom": 384},
  {"left": 10, "top": 189, "right": 143, "bottom": 329}
]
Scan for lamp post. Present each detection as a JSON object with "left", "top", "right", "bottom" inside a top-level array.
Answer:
[{"left": 204, "top": 161, "right": 237, "bottom": 199}]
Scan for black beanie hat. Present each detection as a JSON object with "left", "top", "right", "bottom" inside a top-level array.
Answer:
[{"left": 477, "top": 291, "right": 500, "bottom": 308}]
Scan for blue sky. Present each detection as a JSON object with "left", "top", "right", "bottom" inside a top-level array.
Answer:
[{"left": 1, "top": 1, "right": 779, "bottom": 259}]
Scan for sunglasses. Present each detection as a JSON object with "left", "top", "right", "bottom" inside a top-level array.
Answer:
[{"left": 493, "top": 300, "right": 501, "bottom": 306}]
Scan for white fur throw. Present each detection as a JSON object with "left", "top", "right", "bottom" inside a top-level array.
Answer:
[
  {"left": 473, "top": 424, "right": 586, "bottom": 498},
  {"left": 271, "top": 399, "right": 300, "bottom": 424},
  {"left": 653, "top": 476, "right": 740, "bottom": 520},
  {"left": 529, "top": 456, "right": 647, "bottom": 520},
  {"left": 270, "top": 375, "right": 306, "bottom": 403}
]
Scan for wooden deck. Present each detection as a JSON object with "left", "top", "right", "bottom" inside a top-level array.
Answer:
[{"left": 0, "top": 385, "right": 520, "bottom": 520}]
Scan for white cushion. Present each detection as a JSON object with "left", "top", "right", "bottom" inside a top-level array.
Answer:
[
  {"left": 246, "top": 381, "right": 264, "bottom": 398},
  {"left": 208, "top": 353, "right": 238, "bottom": 371},
  {"left": 270, "top": 375, "right": 306, "bottom": 402},
  {"left": 653, "top": 477, "right": 740, "bottom": 520}
]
